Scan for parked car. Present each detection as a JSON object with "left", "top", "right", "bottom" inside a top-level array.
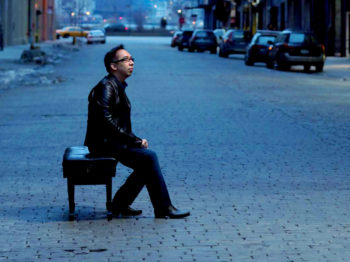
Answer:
[
  {"left": 56, "top": 26, "right": 89, "bottom": 39},
  {"left": 244, "top": 30, "right": 280, "bottom": 66},
  {"left": 82, "top": 25, "right": 106, "bottom": 34},
  {"left": 104, "top": 23, "right": 128, "bottom": 33},
  {"left": 266, "top": 30, "right": 326, "bottom": 72},
  {"left": 86, "top": 30, "right": 106, "bottom": 44},
  {"left": 177, "top": 30, "right": 194, "bottom": 51},
  {"left": 188, "top": 30, "right": 217, "bottom": 54},
  {"left": 213, "top": 29, "right": 226, "bottom": 45},
  {"left": 171, "top": 31, "right": 183, "bottom": 47},
  {"left": 218, "top": 29, "right": 252, "bottom": 57}
]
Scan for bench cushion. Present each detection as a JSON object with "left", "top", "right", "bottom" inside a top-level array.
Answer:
[{"left": 62, "top": 146, "right": 117, "bottom": 178}]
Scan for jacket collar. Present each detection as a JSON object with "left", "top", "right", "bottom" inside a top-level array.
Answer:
[
  {"left": 107, "top": 74, "right": 131, "bottom": 108},
  {"left": 109, "top": 74, "right": 128, "bottom": 91}
]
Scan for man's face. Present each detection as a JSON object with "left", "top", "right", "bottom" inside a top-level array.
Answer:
[{"left": 112, "top": 49, "right": 134, "bottom": 79}]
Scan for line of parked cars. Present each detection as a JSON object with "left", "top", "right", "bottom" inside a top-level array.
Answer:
[
  {"left": 171, "top": 28, "right": 326, "bottom": 72},
  {"left": 173, "top": 29, "right": 217, "bottom": 53}
]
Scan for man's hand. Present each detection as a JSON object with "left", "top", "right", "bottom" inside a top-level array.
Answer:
[{"left": 141, "top": 139, "right": 148, "bottom": 148}]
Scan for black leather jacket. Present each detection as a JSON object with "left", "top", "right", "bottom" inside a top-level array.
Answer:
[{"left": 84, "top": 74, "right": 142, "bottom": 153}]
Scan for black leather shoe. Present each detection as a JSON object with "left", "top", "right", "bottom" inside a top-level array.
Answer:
[
  {"left": 112, "top": 206, "right": 142, "bottom": 216},
  {"left": 155, "top": 205, "right": 190, "bottom": 219}
]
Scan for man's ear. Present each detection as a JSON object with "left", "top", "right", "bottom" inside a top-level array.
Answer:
[{"left": 110, "top": 63, "right": 118, "bottom": 71}]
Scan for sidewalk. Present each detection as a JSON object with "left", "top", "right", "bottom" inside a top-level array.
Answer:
[
  {"left": 0, "top": 38, "right": 84, "bottom": 91},
  {"left": 323, "top": 56, "right": 350, "bottom": 79},
  {"left": 0, "top": 37, "right": 83, "bottom": 60}
]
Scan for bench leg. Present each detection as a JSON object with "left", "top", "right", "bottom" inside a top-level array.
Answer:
[
  {"left": 67, "top": 178, "right": 75, "bottom": 221},
  {"left": 106, "top": 177, "right": 112, "bottom": 221}
]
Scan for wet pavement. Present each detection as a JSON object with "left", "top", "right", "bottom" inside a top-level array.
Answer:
[{"left": 0, "top": 37, "right": 349, "bottom": 262}]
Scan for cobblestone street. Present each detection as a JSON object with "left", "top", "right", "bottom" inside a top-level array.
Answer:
[{"left": 0, "top": 37, "right": 349, "bottom": 261}]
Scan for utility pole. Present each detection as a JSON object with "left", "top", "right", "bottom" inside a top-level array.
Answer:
[
  {"left": 28, "top": 0, "right": 35, "bottom": 49},
  {"left": 0, "top": 1, "right": 4, "bottom": 50}
]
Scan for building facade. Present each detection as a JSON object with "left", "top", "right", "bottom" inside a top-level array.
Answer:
[
  {"left": 250, "top": 0, "right": 349, "bottom": 56},
  {"left": 0, "top": 0, "right": 30, "bottom": 46},
  {"left": 0, "top": 0, "right": 55, "bottom": 49},
  {"left": 35, "top": 0, "right": 56, "bottom": 42},
  {"left": 200, "top": 0, "right": 349, "bottom": 56}
]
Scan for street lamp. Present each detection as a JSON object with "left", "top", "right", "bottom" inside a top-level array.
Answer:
[
  {"left": 248, "top": 0, "right": 260, "bottom": 7},
  {"left": 71, "top": 12, "right": 76, "bottom": 26}
]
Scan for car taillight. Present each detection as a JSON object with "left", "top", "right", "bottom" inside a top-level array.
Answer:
[
  {"left": 252, "top": 44, "right": 262, "bottom": 50},
  {"left": 321, "top": 44, "right": 325, "bottom": 53},
  {"left": 282, "top": 43, "right": 294, "bottom": 53},
  {"left": 124, "top": 27, "right": 128, "bottom": 31}
]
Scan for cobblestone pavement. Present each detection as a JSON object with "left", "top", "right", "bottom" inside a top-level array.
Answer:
[{"left": 0, "top": 37, "right": 349, "bottom": 262}]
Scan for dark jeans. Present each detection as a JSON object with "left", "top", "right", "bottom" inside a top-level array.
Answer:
[{"left": 108, "top": 146, "right": 172, "bottom": 211}]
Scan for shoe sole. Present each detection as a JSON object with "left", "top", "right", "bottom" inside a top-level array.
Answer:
[{"left": 155, "top": 212, "right": 190, "bottom": 219}]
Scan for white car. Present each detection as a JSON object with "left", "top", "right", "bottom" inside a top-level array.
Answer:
[
  {"left": 87, "top": 30, "right": 106, "bottom": 44},
  {"left": 213, "top": 29, "right": 226, "bottom": 45}
]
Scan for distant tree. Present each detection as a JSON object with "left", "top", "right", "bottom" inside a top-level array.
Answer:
[
  {"left": 133, "top": 9, "right": 147, "bottom": 31},
  {"left": 61, "top": 0, "right": 88, "bottom": 25},
  {"left": 160, "top": 17, "right": 167, "bottom": 29}
]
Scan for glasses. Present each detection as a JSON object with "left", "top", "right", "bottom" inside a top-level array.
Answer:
[{"left": 112, "top": 57, "right": 135, "bottom": 63}]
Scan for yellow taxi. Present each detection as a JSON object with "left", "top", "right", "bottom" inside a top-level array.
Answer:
[{"left": 56, "top": 26, "right": 89, "bottom": 38}]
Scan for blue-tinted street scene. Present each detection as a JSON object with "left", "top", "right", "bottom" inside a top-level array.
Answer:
[{"left": 0, "top": 0, "right": 350, "bottom": 261}]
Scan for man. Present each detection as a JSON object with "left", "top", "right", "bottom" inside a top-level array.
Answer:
[{"left": 84, "top": 45, "right": 190, "bottom": 219}]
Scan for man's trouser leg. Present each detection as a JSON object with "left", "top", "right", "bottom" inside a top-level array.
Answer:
[{"left": 112, "top": 147, "right": 172, "bottom": 211}]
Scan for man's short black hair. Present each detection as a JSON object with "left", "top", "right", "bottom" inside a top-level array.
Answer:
[{"left": 104, "top": 44, "right": 125, "bottom": 73}]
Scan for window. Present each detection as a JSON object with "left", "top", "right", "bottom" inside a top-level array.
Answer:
[
  {"left": 289, "top": 33, "right": 305, "bottom": 43},
  {"left": 275, "top": 33, "right": 288, "bottom": 43},
  {"left": 257, "top": 35, "right": 276, "bottom": 44},
  {"left": 289, "top": 33, "right": 319, "bottom": 44},
  {"left": 233, "top": 31, "right": 244, "bottom": 39},
  {"left": 224, "top": 30, "right": 232, "bottom": 38},
  {"left": 196, "top": 31, "right": 208, "bottom": 37},
  {"left": 251, "top": 34, "right": 260, "bottom": 43}
]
